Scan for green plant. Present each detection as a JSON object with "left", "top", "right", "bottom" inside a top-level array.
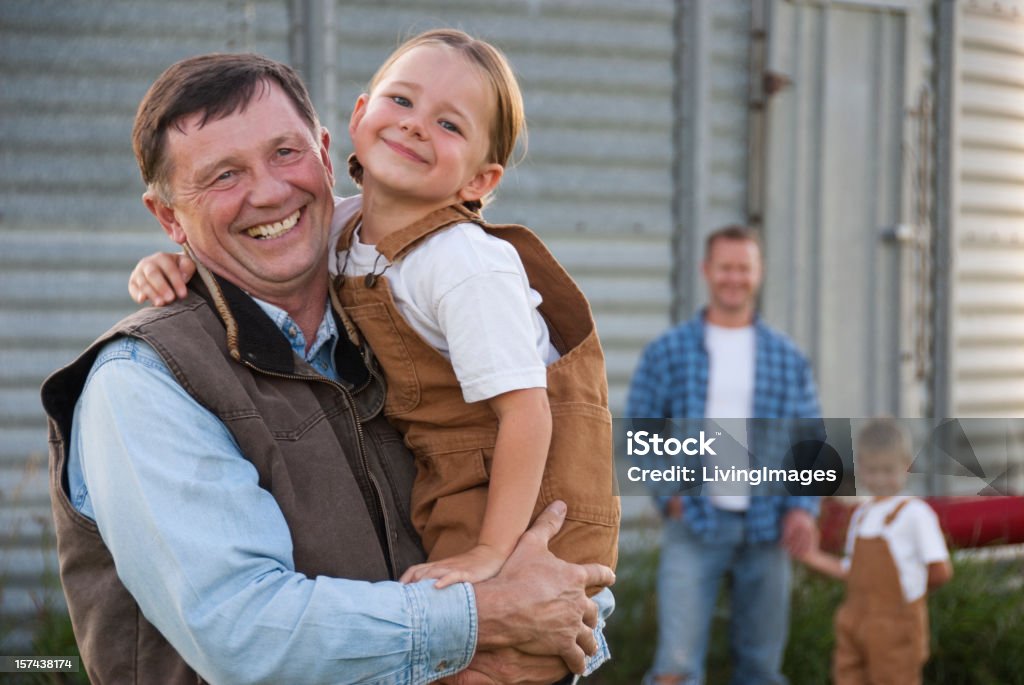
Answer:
[
  {"left": 783, "top": 565, "right": 844, "bottom": 683},
  {"left": 925, "top": 555, "right": 1024, "bottom": 685},
  {"left": 24, "top": 607, "right": 88, "bottom": 685}
]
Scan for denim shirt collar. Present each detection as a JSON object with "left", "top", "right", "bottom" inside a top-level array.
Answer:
[{"left": 250, "top": 296, "right": 338, "bottom": 368}]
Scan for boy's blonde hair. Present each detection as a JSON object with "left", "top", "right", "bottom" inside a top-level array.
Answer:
[
  {"left": 348, "top": 28, "right": 527, "bottom": 211},
  {"left": 856, "top": 418, "right": 913, "bottom": 466}
]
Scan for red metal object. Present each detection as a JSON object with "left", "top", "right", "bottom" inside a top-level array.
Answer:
[{"left": 818, "top": 496, "right": 1024, "bottom": 552}]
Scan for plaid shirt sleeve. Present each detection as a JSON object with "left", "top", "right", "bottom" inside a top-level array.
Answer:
[{"left": 627, "top": 337, "right": 674, "bottom": 515}]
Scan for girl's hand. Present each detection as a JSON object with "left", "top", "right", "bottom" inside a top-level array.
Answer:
[
  {"left": 399, "top": 544, "right": 509, "bottom": 589},
  {"left": 129, "top": 251, "right": 195, "bottom": 306}
]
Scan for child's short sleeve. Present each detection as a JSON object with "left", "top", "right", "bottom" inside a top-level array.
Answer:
[{"left": 911, "top": 500, "right": 950, "bottom": 564}]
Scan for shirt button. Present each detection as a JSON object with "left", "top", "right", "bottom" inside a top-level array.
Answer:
[
  {"left": 288, "top": 325, "right": 298, "bottom": 338},
  {"left": 435, "top": 660, "right": 449, "bottom": 672}
]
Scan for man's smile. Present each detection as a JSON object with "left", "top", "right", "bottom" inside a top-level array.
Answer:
[{"left": 245, "top": 208, "right": 301, "bottom": 240}]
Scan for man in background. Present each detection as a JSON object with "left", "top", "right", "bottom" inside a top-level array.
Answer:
[{"left": 627, "top": 225, "right": 821, "bottom": 685}]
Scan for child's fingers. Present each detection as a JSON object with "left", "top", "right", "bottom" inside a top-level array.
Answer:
[
  {"left": 400, "top": 562, "right": 442, "bottom": 584},
  {"left": 138, "top": 266, "right": 178, "bottom": 306},
  {"left": 129, "top": 273, "right": 163, "bottom": 306},
  {"left": 398, "top": 565, "right": 422, "bottom": 584},
  {"left": 432, "top": 570, "right": 470, "bottom": 589},
  {"left": 129, "top": 252, "right": 181, "bottom": 305},
  {"left": 174, "top": 253, "right": 197, "bottom": 297}
]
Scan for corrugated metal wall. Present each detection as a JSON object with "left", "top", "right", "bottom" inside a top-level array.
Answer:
[
  {"left": 947, "top": 0, "right": 1024, "bottom": 418},
  {"left": 329, "top": 0, "right": 677, "bottom": 411},
  {"left": 675, "top": 0, "right": 753, "bottom": 319},
  {"left": 0, "top": 0, "right": 292, "bottom": 649}
]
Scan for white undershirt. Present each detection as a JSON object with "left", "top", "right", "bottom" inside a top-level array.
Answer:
[
  {"left": 842, "top": 496, "right": 950, "bottom": 603},
  {"left": 704, "top": 322, "right": 756, "bottom": 511},
  {"left": 329, "top": 196, "right": 559, "bottom": 403}
]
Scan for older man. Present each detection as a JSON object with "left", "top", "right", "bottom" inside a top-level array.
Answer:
[{"left": 42, "top": 53, "right": 613, "bottom": 685}]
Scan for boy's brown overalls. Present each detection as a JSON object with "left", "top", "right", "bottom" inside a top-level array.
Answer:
[
  {"left": 833, "top": 499, "right": 930, "bottom": 685},
  {"left": 333, "top": 204, "right": 620, "bottom": 570}
]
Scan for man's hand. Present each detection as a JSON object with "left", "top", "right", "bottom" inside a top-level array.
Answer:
[
  {"left": 781, "top": 507, "right": 815, "bottom": 558},
  {"left": 442, "top": 649, "right": 569, "bottom": 685},
  {"left": 473, "top": 501, "right": 615, "bottom": 674}
]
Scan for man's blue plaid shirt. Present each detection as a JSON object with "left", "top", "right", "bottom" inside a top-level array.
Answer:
[{"left": 626, "top": 311, "right": 822, "bottom": 542}]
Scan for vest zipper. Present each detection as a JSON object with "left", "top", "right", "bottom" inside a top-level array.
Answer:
[{"left": 236, "top": 359, "right": 397, "bottom": 579}]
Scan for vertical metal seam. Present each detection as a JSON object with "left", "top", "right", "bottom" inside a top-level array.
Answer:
[
  {"left": 932, "top": 0, "right": 959, "bottom": 422},
  {"left": 670, "top": 0, "right": 685, "bottom": 324},
  {"left": 809, "top": 3, "right": 828, "bottom": 386},
  {"left": 672, "top": 0, "right": 704, "bottom": 324}
]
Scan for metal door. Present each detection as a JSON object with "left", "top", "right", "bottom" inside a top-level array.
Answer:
[{"left": 760, "top": 0, "right": 934, "bottom": 417}]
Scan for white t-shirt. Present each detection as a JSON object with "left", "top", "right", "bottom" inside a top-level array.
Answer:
[
  {"left": 842, "top": 495, "right": 950, "bottom": 603},
  {"left": 329, "top": 196, "right": 559, "bottom": 403},
  {"left": 703, "top": 323, "right": 756, "bottom": 511}
]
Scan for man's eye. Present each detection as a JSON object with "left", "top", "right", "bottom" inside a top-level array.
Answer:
[
  {"left": 391, "top": 96, "right": 411, "bottom": 107},
  {"left": 215, "top": 170, "right": 235, "bottom": 182},
  {"left": 277, "top": 148, "right": 295, "bottom": 157},
  {"left": 439, "top": 120, "right": 460, "bottom": 134}
]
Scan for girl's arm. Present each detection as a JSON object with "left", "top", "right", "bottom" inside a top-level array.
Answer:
[
  {"left": 400, "top": 387, "right": 552, "bottom": 588},
  {"left": 129, "top": 251, "right": 196, "bottom": 306}
]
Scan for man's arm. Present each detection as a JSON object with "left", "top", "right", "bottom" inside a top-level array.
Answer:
[{"left": 74, "top": 338, "right": 475, "bottom": 684}]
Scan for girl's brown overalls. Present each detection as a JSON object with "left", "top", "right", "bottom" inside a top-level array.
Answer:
[
  {"left": 333, "top": 204, "right": 620, "bottom": 571},
  {"left": 833, "top": 498, "right": 930, "bottom": 685}
]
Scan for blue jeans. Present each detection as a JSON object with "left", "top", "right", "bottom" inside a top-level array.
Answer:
[{"left": 647, "top": 511, "right": 791, "bottom": 685}]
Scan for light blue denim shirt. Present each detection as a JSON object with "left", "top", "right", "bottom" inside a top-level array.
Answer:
[{"left": 67, "top": 296, "right": 611, "bottom": 683}]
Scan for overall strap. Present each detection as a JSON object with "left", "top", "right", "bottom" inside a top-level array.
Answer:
[{"left": 884, "top": 498, "right": 914, "bottom": 526}]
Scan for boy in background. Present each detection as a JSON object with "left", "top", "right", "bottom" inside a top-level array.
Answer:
[{"left": 800, "top": 418, "right": 953, "bottom": 685}]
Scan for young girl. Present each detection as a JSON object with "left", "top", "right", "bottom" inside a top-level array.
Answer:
[
  {"left": 129, "top": 29, "right": 619, "bottom": 588},
  {"left": 799, "top": 419, "right": 952, "bottom": 685}
]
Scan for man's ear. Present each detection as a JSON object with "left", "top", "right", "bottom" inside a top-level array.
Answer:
[
  {"left": 457, "top": 163, "right": 504, "bottom": 204},
  {"left": 319, "top": 126, "right": 335, "bottom": 186},
  {"left": 348, "top": 94, "right": 369, "bottom": 139},
  {"left": 143, "top": 190, "right": 187, "bottom": 245}
]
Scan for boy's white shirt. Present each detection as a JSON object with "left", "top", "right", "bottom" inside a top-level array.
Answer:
[
  {"left": 842, "top": 495, "right": 950, "bottom": 603},
  {"left": 328, "top": 195, "right": 558, "bottom": 403}
]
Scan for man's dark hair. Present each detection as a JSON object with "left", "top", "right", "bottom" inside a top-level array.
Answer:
[
  {"left": 704, "top": 224, "right": 763, "bottom": 260},
  {"left": 132, "top": 52, "right": 319, "bottom": 199}
]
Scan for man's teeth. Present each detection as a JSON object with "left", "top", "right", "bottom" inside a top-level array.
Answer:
[{"left": 246, "top": 210, "right": 300, "bottom": 239}]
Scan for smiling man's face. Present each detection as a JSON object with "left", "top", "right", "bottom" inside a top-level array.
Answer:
[
  {"left": 145, "top": 80, "right": 335, "bottom": 305},
  {"left": 703, "top": 237, "right": 764, "bottom": 319}
]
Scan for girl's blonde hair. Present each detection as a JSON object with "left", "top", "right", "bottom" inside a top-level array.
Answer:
[{"left": 348, "top": 28, "right": 527, "bottom": 211}]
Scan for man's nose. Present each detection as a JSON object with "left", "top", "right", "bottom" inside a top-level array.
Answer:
[{"left": 248, "top": 164, "right": 291, "bottom": 206}]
